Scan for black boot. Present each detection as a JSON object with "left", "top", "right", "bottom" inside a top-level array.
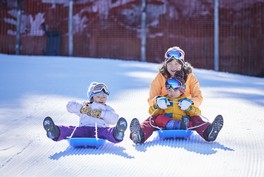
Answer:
[
  {"left": 43, "top": 116, "right": 60, "bottom": 141},
  {"left": 180, "top": 116, "right": 190, "bottom": 130},
  {"left": 165, "top": 120, "right": 181, "bottom": 130},
  {"left": 113, "top": 117, "right": 127, "bottom": 141},
  {"left": 204, "top": 115, "right": 224, "bottom": 141},
  {"left": 130, "top": 118, "right": 144, "bottom": 144}
]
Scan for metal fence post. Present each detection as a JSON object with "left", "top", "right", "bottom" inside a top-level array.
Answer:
[
  {"left": 68, "top": 0, "right": 73, "bottom": 56},
  {"left": 16, "top": 0, "right": 22, "bottom": 55},
  {"left": 141, "top": 0, "right": 147, "bottom": 62},
  {"left": 214, "top": 0, "right": 219, "bottom": 71}
]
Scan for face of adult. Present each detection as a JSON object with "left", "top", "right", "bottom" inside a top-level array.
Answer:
[{"left": 166, "top": 59, "right": 182, "bottom": 76}]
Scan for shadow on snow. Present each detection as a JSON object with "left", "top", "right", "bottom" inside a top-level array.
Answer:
[{"left": 135, "top": 133, "right": 234, "bottom": 155}]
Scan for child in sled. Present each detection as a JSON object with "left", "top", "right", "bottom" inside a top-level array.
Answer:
[
  {"left": 130, "top": 77, "right": 224, "bottom": 144},
  {"left": 43, "top": 82, "right": 127, "bottom": 143}
]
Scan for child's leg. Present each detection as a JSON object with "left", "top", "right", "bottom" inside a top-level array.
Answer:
[
  {"left": 56, "top": 125, "right": 76, "bottom": 141},
  {"left": 155, "top": 115, "right": 171, "bottom": 128},
  {"left": 57, "top": 126, "right": 98, "bottom": 141},
  {"left": 70, "top": 126, "right": 97, "bottom": 138},
  {"left": 97, "top": 127, "right": 120, "bottom": 143},
  {"left": 155, "top": 115, "right": 188, "bottom": 130}
]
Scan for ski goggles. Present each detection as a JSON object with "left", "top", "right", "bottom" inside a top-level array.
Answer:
[
  {"left": 165, "top": 50, "right": 184, "bottom": 61},
  {"left": 165, "top": 78, "right": 183, "bottom": 90},
  {"left": 93, "top": 84, "right": 110, "bottom": 95}
]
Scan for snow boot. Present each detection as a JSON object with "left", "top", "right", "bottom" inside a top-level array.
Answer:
[
  {"left": 113, "top": 117, "right": 127, "bottom": 141},
  {"left": 43, "top": 116, "right": 60, "bottom": 141},
  {"left": 165, "top": 120, "right": 181, "bottom": 130},
  {"left": 180, "top": 116, "right": 190, "bottom": 130},
  {"left": 204, "top": 115, "right": 224, "bottom": 142},
  {"left": 130, "top": 118, "right": 144, "bottom": 144}
]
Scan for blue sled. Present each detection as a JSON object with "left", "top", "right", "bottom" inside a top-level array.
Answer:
[
  {"left": 67, "top": 138, "right": 106, "bottom": 148},
  {"left": 157, "top": 130, "right": 192, "bottom": 139}
]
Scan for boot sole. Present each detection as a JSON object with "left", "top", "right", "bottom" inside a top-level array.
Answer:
[
  {"left": 43, "top": 116, "right": 59, "bottom": 140},
  {"left": 130, "top": 118, "right": 142, "bottom": 144},
  {"left": 113, "top": 117, "right": 127, "bottom": 141},
  {"left": 115, "top": 117, "right": 127, "bottom": 132},
  {"left": 43, "top": 116, "right": 56, "bottom": 131},
  {"left": 208, "top": 115, "right": 224, "bottom": 141}
]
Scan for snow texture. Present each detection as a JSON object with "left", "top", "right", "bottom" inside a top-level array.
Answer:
[{"left": 0, "top": 54, "right": 264, "bottom": 177}]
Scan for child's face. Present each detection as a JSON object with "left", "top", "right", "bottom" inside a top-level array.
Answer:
[
  {"left": 93, "top": 95, "right": 107, "bottom": 104},
  {"left": 166, "top": 59, "right": 182, "bottom": 76},
  {"left": 167, "top": 88, "right": 181, "bottom": 98}
]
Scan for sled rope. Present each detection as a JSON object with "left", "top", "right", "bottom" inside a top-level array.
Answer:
[
  {"left": 187, "top": 115, "right": 209, "bottom": 130},
  {"left": 95, "top": 123, "right": 98, "bottom": 139},
  {"left": 149, "top": 109, "right": 162, "bottom": 130},
  {"left": 69, "top": 126, "right": 78, "bottom": 139}
]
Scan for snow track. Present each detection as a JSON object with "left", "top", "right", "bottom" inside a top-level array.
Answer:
[{"left": 0, "top": 55, "right": 264, "bottom": 177}]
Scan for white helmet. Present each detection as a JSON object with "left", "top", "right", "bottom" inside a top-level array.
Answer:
[{"left": 164, "top": 46, "right": 185, "bottom": 62}]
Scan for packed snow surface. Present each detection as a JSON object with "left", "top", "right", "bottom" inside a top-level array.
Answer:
[{"left": 0, "top": 54, "right": 264, "bottom": 177}]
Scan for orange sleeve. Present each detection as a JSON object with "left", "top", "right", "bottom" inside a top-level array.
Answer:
[
  {"left": 147, "top": 73, "right": 167, "bottom": 106},
  {"left": 185, "top": 73, "right": 203, "bottom": 107}
]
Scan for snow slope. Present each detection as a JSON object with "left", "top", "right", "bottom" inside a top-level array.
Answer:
[{"left": 0, "top": 54, "right": 264, "bottom": 177}]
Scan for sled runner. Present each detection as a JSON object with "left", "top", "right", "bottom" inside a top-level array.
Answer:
[
  {"left": 67, "top": 123, "right": 105, "bottom": 148},
  {"left": 157, "top": 129, "right": 192, "bottom": 139}
]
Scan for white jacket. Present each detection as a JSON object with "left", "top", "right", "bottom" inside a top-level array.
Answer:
[{"left": 66, "top": 100, "right": 119, "bottom": 128}]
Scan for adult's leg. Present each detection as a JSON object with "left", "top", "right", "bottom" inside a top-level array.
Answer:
[{"left": 189, "top": 116, "right": 210, "bottom": 140}]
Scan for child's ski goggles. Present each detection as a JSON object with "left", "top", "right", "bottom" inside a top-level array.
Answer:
[
  {"left": 93, "top": 84, "right": 110, "bottom": 95},
  {"left": 165, "top": 78, "right": 183, "bottom": 90}
]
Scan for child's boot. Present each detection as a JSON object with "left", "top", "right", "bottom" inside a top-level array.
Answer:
[
  {"left": 43, "top": 116, "right": 60, "bottom": 140},
  {"left": 130, "top": 118, "right": 144, "bottom": 144},
  {"left": 113, "top": 117, "right": 127, "bottom": 141},
  {"left": 204, "top": 115, "right": 224, "bottom": 141},
  {"left": 180, "top": 116, "right": 190, "bottom": 130},
  {"left": 165, "top": 120, "right": 181, "bottom": 130}
]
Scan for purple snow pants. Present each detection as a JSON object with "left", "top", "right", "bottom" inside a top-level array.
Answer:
[
  {"left": 56, "top": 126, "right": 120, "bottom": 143},
  {"left": 130, "top": 115, "right": 211, "bottom": 143}
]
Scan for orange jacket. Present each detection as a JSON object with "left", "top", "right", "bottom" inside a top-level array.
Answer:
[
  {"left": 148, "top": 94, "right": 201, "bottom": 121},
  {"left": 147, "top": 72, "right": 203, "bottom": 107}
]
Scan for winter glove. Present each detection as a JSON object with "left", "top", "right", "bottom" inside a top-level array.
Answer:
[
  {"left": 66, "top": 101, "right": 83, "bottom": 113},
  {"left": 89, "top": 102, "right": 106, "bottom": 111},
  {"left": 156, "top": 97, "right": 170, "bottom": 109},
  {"left": 178, "top": 98, "right": 193, "bottom": 112},
  {"left": 80, "top": 105, "right": 102, "bottom": 118},
  {"left": 80, "top": 105, "right": 91, "bottom": 114},
  {"left": 90, "top": 109, "right": 102, "bottom": 118}
]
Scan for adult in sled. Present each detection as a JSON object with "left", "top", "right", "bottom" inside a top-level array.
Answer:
[
  {"left": 130, "top": 46, "right": 221, "bottom": 144},
  {"left": 43, "top": 82, "right": 127, "bottom": 143},
  {"left": 132, "top": 77, "right": 223, "bottom": 144}
]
